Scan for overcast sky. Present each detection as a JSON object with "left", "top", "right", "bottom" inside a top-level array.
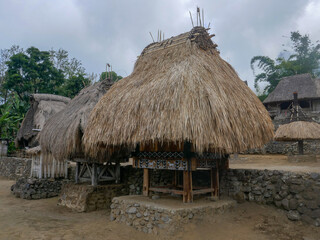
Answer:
[{"left": 1, "top": 0, "right": 320, "bottom": 91}]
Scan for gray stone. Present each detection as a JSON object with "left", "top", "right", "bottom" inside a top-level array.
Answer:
[
  {"left": 309, "top": 209, "right": 320, "bottom": 219},
  {"left": 127, "top": 207, "right": 137, "bottom": 214},
  {"left": 305, "top": 201, "right": 318, "bottom": 210},
  {"left": 188, "top": 213, "right": 194, "bottom": 219},
  {"left": 161, "top": 215, "right": 170, "bottom": 223},
  {"left": 281, "top": 199, "right": 290, "bottom": 210},
  {"left": 289, "top": 199, "right": 298, "bottom": 210},
  {"left": 287, "top": 210, "right": 301, "bottom": 221},
  {"left": 136, "top": 212, "right": 142, "bottom": 218}
]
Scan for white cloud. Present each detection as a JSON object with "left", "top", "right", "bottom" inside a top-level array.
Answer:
[{"left": 0, "top": 0, "right": 319, "bottom": 90}]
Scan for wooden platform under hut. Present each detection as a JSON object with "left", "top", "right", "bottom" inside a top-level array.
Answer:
[{"left": 83, "top": 25, "right": 274, "bottom": 203}]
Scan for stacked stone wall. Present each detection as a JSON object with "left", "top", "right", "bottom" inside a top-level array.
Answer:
[
  {"left": 11, "top": 177, "right": 62, "bottom": 199},
  {"left": 0, "top": 157, "right": 31, "bottom": 179},
  {"left": 221, "top": 169, "right": 320, "bottom": 227}
]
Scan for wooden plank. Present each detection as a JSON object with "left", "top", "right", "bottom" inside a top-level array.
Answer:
[
  {"left": 115, "top": 160, "right": 120, "bottom": 184},
  {"left": 39, "top": 154, "right": 43, "bottom": 179},
  {"left": 213, "top": 164, "right": 219, "bottom": 197},
  {"left": 143, "top": 169, "right": 149, "bottom": 196},
  {"left": 149, "top": 187, "right": 184, "bottom": 195},
  {"left": 193, "top": 188, "right": 215, "bottom": 195}
]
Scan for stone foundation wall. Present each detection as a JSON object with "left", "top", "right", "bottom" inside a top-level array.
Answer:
[
  {"left": 11, "top": 177, "right": 62, "bottom": 199},
  {"left": 110, "top": 196, "right": 235, "bottom": 234},
  {"left": 220, "top": 169, "right": 320, "bottom": 227},
  {"left": 58, "top": 183, "right": 125, "bottom": 212},
  {"left": 0, "top": 157, "right": 31, "bottom": 179}
]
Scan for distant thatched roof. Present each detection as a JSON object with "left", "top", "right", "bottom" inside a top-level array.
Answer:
[
  {"left": 264, "top": 74, "right": 320, "bottom": 104},
  {"left": 16, "top": 94, "right": 70, "bottom": 148},
  {"left": 275, "top": 121, "right": 320, "bottom": 141},
  {"left": 83, "top": 26, "right": 274, "bottom": 159},
  {"left": 39, "top": 80, "right": 113, "bottom": 160}
]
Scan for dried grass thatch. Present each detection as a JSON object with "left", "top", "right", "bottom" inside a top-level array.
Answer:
[
  {"left": 16, "top": 94, "right": 70, "bottom": 148},
  {"left": 83, "top": 27, "right": 274, "bottom": 159},
  {"left": 39, "top": 80, "right": 113, "bottom": 161},
  {"left": 25, "top": 146, "right": 41, "bottom": 155},
  {"left": 275, "top": 121, "right": 320, "bottom": 141}
]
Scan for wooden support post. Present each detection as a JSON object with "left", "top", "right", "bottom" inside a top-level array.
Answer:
[
  {"left": 75, "top": 162, "right": 80, "bottom": 183},
  {"left": 115, "top": 160, "right": 120, "bottom": 184},
  {"left": 298, "top": 140, "right": 304, "bottom": 155},
  {"left": 183, "top": 170, "right": 193, "bottom": 203},
  {"left": 173, "top": 170, "right": 178, "bottom": 187},
  {"left": 213, "top": 162, "right": 219, "bottom": 197},
  {"left": 92, "top": 163, "right": 98, "bottom": 186},
  {"left": 143, "top": 168, "right": 150, "bottom": 196}
]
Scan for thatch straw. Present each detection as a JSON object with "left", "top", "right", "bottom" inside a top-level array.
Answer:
[
  {"left": 275, "top": 121, "right": 320, "bottom": 141},
  {"left": 39, "top": 80, "right": 113, "bottom": 161},
  {"left": 83, "top": 27, "right": 274, "bottom": 159},
  {"left": 25, "top": 146, "right": 41, "bottom": 155},
  {"left": 16, "top": 94, "right": 70, "bottom": 148}
]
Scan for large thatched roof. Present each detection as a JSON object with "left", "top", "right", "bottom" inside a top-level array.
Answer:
[
  {"left": 275, "top": 121, "right": 320, "bottom": 141},
  {"left": 39, "top": 80, "right": 113, "bottom": 160},
  {"left": 264, "top": 74, "right": 320, "bottom": 104},
  {"left": 83, "top": 26, "right": 274, "bottom": 158},
  {"left": 16, "top": 94, "right": 70, "bottom": 148}
]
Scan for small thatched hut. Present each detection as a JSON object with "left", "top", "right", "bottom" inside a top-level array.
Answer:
[
  {"left": 83, "top": 26, "right": 274, "bottom": 202},
  {"left": 264, "top": 74, "right": 320, "bottom": 117},
  {"left": 39, "top": 79, "right": 120, "bottom": 183},
  {"left": 16, "top": 94, "right": 70, "bottom": 148},
  {"left": 275, "top": 92, "right": 320, "bottom": 155}
]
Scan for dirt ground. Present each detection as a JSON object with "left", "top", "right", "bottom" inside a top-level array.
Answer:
[
  {"left": 1, "top": 178, "right": 320, "bottom": 240},
  {"left": 230, "top": 154, "right": 320, "bottom": 173}
]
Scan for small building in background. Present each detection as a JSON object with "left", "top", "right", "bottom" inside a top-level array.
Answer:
[
  {"left": 16, "top": 94, "right": 70, "bottom": 148},
  {"left": 263, "top": 73, "right": 320, "bottom": 121}
]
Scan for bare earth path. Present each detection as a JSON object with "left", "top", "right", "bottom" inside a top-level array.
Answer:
[{"left": 0, "top": 178, "right": 320, "bottom": 240}]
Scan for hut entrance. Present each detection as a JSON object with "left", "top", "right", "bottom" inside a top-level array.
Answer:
[{"left": 132, "top": 142, "right": 228, "bottom": 203}]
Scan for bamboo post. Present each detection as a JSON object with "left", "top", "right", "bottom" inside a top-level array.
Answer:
[
  {"left": 39, "top": 154, "right": 43, "bottom": 179},
  {"left": 64, "top": 161, "right": 68, "bottom": 179},
  {"left": 143, "top": 169, "right": 150, "bottom": 196},
  {"left": 30, "top": 155, "right": 35, "bottom": 178}
]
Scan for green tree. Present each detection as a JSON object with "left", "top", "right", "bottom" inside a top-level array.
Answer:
[
  {"left": 251, "top": 31, "right": 320, "bottom": 97},
  {"left": 99, "top": 71, "right": 123, "bottom": 82},
  {"left": 59, "top": 74, "right": 91, "bottom": 98},
  {"left": 4, "top": 47, "right": 64, "bottom": 101}
]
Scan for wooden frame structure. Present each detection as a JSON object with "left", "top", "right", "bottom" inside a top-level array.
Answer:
[
  {"left": 75, "top": 160, "right": 120, "bottom": 186},
  {"left": 132, "top": 142, "right": 229, "bottom": 203}
]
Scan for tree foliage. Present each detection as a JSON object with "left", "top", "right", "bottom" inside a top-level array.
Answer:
[
  {"left": 99, "top": 71, "right": 123, "bottom": 82},
  {"left": 251, "top": 31, "right": 320, "bottom": 97}
]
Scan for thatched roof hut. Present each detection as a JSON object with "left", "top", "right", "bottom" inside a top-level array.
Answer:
[
  {"left": 16, "top": 94, "right": 70, "bottom": 148},
  {"left": 83, "top": 26, "right": 274, "bottom": 159},
  {"left": 275, "top": 121, "right": 320, "bottom": 141},
  {"left": 39, "top": 80, "right": 113, "bottom": 161},
  {"left": 264, "top": 74, "right": 320, "bottom": 104}
]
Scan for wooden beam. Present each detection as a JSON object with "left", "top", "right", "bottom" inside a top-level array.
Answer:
[
  {"left": 213, "top": 163, "right": 219, "bottom": 197},
  {"left": 149, "top": 187, "right": 184, "bottom": 195},
  {"left": 143, "top": 169, "right": 150, "bottom": 196},
  {"left": 115, "top": 160, "right": 120, "bottom": 184}
]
